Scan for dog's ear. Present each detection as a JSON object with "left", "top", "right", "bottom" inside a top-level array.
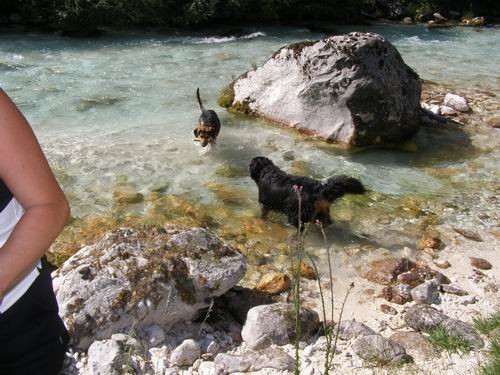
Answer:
[{"left": 194, "top": 128, "right": 199, "bottom": 138}]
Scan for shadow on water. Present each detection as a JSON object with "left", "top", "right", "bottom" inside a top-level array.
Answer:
[{"left": 344, "top": 123, "right": 478, "bottom": 169}]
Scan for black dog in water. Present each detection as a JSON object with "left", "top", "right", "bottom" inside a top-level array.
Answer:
[
  {"left": 249, "top": 156, "right": 365, "bottom": 228},
  {"left": 194, "top": 88, "right": 221, "bottom": 147}
]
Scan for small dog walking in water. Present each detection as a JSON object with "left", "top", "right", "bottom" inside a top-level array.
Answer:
[{"left": 194, "top": 88, "right": 221, "bottom": 147}]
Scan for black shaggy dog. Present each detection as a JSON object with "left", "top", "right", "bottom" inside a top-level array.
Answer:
[
  {"left": 194, "top": 87, "right": 221, "bottom": 147},
  {"left": 249, "top": 156, "right": 365, "bottom": 228}
]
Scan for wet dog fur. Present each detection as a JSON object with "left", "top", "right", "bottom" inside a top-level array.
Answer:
[
  {"left": 249, "top": 156, "right": 365, "bottom": 228},
  {"left": 194, "top": 88, "right": 221, "bottom": 147}
]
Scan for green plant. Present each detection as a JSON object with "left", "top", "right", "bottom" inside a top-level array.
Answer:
[
  {"left": 482, "top": 335, "right": 500, "bottom": 375},
  {"left": 427, "top": 325, "right": 473, "bottom": 353},
  {"left": 473, "top": 311, "right": 500, "bottom": 336},
  {"left": 289, "top": 185, "right": 354, "bottom": 374}
]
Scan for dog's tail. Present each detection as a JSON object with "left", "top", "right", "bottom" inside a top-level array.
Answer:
[
  {"left": 196, "top": 87, "right": 206, "bottom": 112},
  {"left": 323, "top": 175, "right": 365, "bottom": 202}
]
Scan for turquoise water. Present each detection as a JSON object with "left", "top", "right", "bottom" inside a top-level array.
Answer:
[{"left": 0, "top": 25, "right": 499, "bottom": 257}]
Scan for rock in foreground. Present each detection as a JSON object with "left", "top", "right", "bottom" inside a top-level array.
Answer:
[
  {"left": 55, "top": 227, "right": 246, "bottom": 349},
  {"left": 224, "top": 32, "right": 421, "bottom": 147}
]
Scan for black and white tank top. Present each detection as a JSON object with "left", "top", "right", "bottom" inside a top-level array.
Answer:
[{"left": 0, "top": 179, "right": 41, "bottom": 313}]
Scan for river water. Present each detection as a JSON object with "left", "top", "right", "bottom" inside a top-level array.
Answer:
[{"left": 0, "top": 24, "right": 499, "bottom": 275}]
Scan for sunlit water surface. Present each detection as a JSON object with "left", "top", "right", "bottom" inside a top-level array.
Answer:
[{"left": 1, "top": 24, "right": 499, "bottom": 276}]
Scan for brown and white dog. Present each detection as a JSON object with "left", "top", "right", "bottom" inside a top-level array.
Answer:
[{"left": 194, "top": 88, "right": 221, "bottom": 147}]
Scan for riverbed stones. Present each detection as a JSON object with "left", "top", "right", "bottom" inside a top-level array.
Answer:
[
  {"left": 225, "top": 32, "right": 421, "bottom": 147},
  {"left": 469, "top": 257, "right": 493, "bottom": 270},
  {"left": 404, "top": 305, "right": 484, "bottom": 348},
  {"left": 241, "top": 303, "right": 320, "bottom": 349},
  {"left": 352, "top": 334, "right": 410, "bottom": 365},
  {"left": 443, "top": 93, "right": 470, "bottom": 112},
  {"left": 54, "top": 227, "right": 246, "bottom": 349}
]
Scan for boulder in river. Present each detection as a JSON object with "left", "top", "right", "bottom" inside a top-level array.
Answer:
[{"left": 222, "top": 32, "right": 422, "bottom": 147}]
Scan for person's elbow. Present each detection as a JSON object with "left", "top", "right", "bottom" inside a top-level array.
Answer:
[{"left": 56, "top": 193, "right": 71, "bottom": 228}]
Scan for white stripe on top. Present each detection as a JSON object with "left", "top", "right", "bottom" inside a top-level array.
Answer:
[{"left": 0, "top": 198, "right": 41, "bottom": 313}]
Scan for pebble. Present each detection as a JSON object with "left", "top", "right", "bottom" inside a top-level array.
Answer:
[
  {"left": 470, "top": 257, "right": 492, "bottom": 270},
  {"left": 459, "top": 295, "right": 478, "bottom": 305}
]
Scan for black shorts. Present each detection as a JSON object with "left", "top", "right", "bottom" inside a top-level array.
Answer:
[{"left": 0, "top": 258, "right": 69, "bottom": 375}]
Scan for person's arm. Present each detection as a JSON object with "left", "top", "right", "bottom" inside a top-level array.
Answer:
[{"left": 0, "top": 89, "right": 70, "bottom": 301}]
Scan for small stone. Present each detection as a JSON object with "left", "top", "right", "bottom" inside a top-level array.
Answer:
[
  {"left": 380, "top": 304, "right": 398, "bottom": 315},
  {"left": 459, "top": 295, "right": 478, "bottom": 305},
  {"left": 364, "top": 258, "right": 415, "bottom": 285},
  {"left": 411, "top": 280, "right": 440, "bottom": 305},
  {"left": 299, "top": 261, "right": 318, "bottom": 280},
  {"left": 434, "top": 260, "right": 451, "bottom": 269},
  {"left": 170, "top": 339, "right": 201, "bottom": 367},
  {"left": 87, "top": 340, "right": 122, "bottom": 375},
  {"left": 441, "top": 284, "right": 468, "bottom": 296},
  {"left": 401, "top": 17, "right": 413, "bottom": 24},
  {"left": 256, "top": 272, "right": 291, "bottom": 295},
  {"left": 112, "top": 190, "right": 144, "bottom": 204},
  {"left": 484, "top": 115, "right": 500, "bottom": 128},
  {"left": 470, "top": 257, "right": 492, "bottom": 270},
  {"left": 417, "top": 234, "right": 442, "bottom": 250},
  {"left": 453, "top": 227, "right": 483, "bottom": 241},
  {"left": 439, "top": 106, "right": 458, "bottom": 116},
  {"left": 381, "top": 284, "right": 413, "bottom": 305},
  {"left": 443, "top": 93, "right": 470, "bottom": 112}
]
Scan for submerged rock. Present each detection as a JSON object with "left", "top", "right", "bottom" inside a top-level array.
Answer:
[
  {"left": 224, "top": 32, "right": 421, "bottom": 147},
  {"left": 364, "top": 257, "right": 415, "bottom": 285},
  {"left": 54, "top": 227, "right": 246, "bottom": 349},
  {"left": 256, "top": 272, "right": 291, "bottom": 295}
]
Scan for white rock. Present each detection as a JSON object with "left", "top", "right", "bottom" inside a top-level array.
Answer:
[
  {"left": 55, "top": 227, "right": 246, "bottom": 350},
  {"left": 459, "top": 295, "right": 478, "bottom": 305},
  {"left": 241, "top": 303, "right": 319, "bottom": 349},
  {"left": 197, "top": 361, "right": 224, "bottom": 375},
  {"left": 149, "top": 346, "right": 170, "bottom": 375},
  {"left": 87, "top": 339, "right": 122, "bottom": 375},
  {"left": 230, "top": 32, "right": 421, "bottom": 146},
  {"left": 443, "top": 93, "right": 470, "bottom": 112},
  {"left": 439, "top": 105, "right": 458, "bottom": 116},
  {"left": 170, "top": 339, "right": 201, "bottom": 367}
]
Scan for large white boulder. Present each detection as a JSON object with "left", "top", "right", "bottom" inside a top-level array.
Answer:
[
  {"left": 225, "top": 32, "right": 421, "bottom": 147},
  {"left": 54, "top": 227, "right": 246, "bottom": 350}
]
